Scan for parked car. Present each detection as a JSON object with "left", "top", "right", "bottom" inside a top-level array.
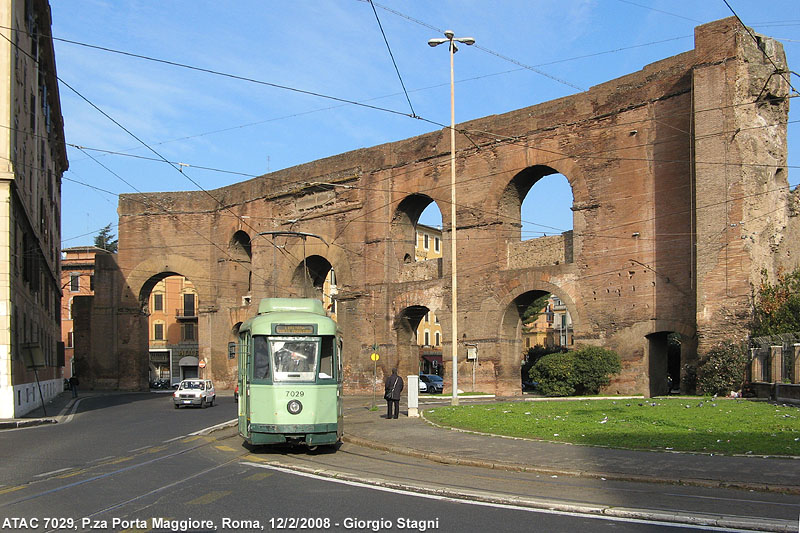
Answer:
[
  {"left": 419, "top": 379, "right": 427, "bottom": 393},
  {"left": 419, "top": 374, "right": 444, "bottom": 394},
  {"left": 173, "top": 379, "right": 216, "bottom": 408}
]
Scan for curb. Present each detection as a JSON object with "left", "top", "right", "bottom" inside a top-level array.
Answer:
[
  {"left": 257, "top": 453, "right": 798, "bottom": 533},
  {"left": 341, "top": 434, "right": 800, "bottom": 496},
  {"left": 0, "top": 418, "right": 57, "bottom": 430}
]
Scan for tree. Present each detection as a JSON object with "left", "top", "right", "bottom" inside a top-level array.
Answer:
[
  {"left": 94, "top": 224, "right": 118, "bottom": 253},
  {"left": 752, "top": 268, "right": 800, "bottom": 336}
]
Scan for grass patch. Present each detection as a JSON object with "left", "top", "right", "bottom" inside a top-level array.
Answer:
[{"left": 423, "top": 398, "right": 800, "bottom": 456}]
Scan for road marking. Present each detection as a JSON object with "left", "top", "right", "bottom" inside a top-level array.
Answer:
[
  {"left": 245, "top": 472, "right": 272, "bottom": 481},
  {"left": 241, "top": 461, "right": 773, "bottom": 533},
  {"left": 0, "top": 485, "right": 25, "bottom": 495},
  {"left": 146, "top": 445, "right": 167, "bottom": 454},
  {"left": 163, "top": 435, "right": 188, "bottom": 443},
  {"left": 214, "top": 445, "right": 236, "bottom": 452},
  {"left": 187, "top": 490, "right": 231, "bottom": 505},
  {"left": 189, "top": 419, "right": 237, "bottom": 436},
  {"left": 127, "top": 446, "right": 152, "bottom": 453},
  {"left": 34, "top": 468, "right": 73, "bottom": 478}
]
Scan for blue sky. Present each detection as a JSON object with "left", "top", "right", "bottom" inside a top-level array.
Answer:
[{"left": 50, "top": 1, "right": 799, "bottom": 247}]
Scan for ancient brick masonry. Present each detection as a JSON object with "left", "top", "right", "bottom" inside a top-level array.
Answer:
[{"left": 88, "top": 18, "right": 797, "bottom": 396}]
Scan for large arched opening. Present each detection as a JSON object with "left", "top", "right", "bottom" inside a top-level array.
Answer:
[
  {"left": 292, "top": 255, "right": 337, "bottom": 319},
  {"left": 501, "top": 165, "right": 575, "bottom": 268},
  {"left": 140, "top": 272, "right": 200, "bottom": 387},
  {"left": 391, "top": 194, "right": 442, "bottom": 264},
  {"left": 500, "top": 288, "right": 577, "bottom": 394}
]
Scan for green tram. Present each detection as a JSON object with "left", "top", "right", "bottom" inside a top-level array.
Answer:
[{"left": 236, "top": 298, "right": 343, "bottom": 448}]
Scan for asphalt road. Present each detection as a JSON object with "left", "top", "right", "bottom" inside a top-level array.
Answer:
[{"left": 0, "top": 393, "right": 797, "bottom": 533}]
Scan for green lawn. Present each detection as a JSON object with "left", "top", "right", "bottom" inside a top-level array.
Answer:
[{"left": 423, "top": 398, "right": 800, "bottom": 456}]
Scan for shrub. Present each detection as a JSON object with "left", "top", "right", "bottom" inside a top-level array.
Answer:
[
  {"left": 696, "top": 343, "right": 749, "bottom": 395},
  {"left": 572, "top": 346, "right": 622, "bottom": 395},
  {"left": 529, "top": 352, "right": 576, "bottom": 396},
  {"left": 529, "top": 346, "right": 621, "bottom": 396}
]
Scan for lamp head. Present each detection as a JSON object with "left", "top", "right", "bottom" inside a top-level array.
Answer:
[
  {"left": 458, "top": 37, "right": 476, "bottom": 45},
  {"left": 428, "top": 38, "right": 447, "bottom": 47},
  {"left": 444, "top": 30, "right": 454, "bottom": 39}
]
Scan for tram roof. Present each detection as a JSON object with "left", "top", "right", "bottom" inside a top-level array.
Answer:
[{"left": 241, "top": 298, "right": 338, "bottom": 335}]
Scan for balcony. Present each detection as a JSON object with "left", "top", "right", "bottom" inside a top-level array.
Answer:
[{"left": 175, "top": 308, "right": 197, "bottom": 320}]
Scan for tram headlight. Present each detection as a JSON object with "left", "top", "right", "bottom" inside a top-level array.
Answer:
[{"left": 287, "top": 399, "right": 303, "bottom": 415}]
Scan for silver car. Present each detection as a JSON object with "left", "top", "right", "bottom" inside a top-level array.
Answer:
[{"left": 173, "top": 379, "right": 216, "bottom": 408}]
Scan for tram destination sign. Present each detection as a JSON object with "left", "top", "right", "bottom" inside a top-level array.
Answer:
[{"left": 273, "top": 324, "right": 316, "bottom": 335}]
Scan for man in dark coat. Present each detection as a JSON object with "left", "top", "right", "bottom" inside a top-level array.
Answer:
[{"left": 384, "top": 369, "right": 403, "bottom": 419}]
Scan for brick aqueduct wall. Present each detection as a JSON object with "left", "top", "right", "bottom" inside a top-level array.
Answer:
[{"left": 82, "top": 18, "right": 798, "bottom": 396}]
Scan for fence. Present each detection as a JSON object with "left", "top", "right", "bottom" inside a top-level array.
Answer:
[{"left": 748, "top": 333, "right": 800, "bottom": 403}]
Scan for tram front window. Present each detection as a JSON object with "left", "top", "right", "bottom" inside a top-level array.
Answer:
[
  {"left": 271, "top": 338, "right": 319, "bottom": 382},
  {"left": 253, "top": 336, "right": 270, "bottom": 380}
]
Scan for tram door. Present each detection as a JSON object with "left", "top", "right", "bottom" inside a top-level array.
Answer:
[{"left": 238, "top": 334, "right": 250, "bottom": 437}]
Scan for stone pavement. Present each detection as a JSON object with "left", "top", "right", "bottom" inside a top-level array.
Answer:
[{"left": 342, "top": 395, "right": 800, "bottom": 496}]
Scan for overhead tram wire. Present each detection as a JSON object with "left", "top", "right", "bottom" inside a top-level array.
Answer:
[
  {"left": 722, "top": 0, "right": 799, "bottom": 97},
  {"left": 48, "top": 18, "right": 792, "bottom": 256},
  {"left": 368, "top": 0, "right": 416, "bottom": 118},
  {"left": 362, "top": 1, "right": 584, "bottom": 92}
]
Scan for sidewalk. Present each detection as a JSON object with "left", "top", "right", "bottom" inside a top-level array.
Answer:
[
  {"left": 0, "top": 391, "right": 80, "bottom": 429},
  {"left": 342, "top": 395, "right": 800, "bottom": 495}
]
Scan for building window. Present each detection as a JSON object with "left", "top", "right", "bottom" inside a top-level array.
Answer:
[
  {"left": 67, "top": 330, "right": 73, "bottom": 348},
  {"left": 434, "top": 313, "right": 439, "bottom": 324},
  {"left": 183, "top": 293, "right": 196, "bottom": 317},
  {"left": 153, "top": 322, "right": 164, "bottom": 341},
  {"left": 423, "top": 234, "right": 429, "bottom": 250},
  {"left": 182, "top": 323, "right": 196, "bottom": 341},
  {"left": 435, "top": 332, "right": 440, "bottom": 346},
  {"left": 153, "top": 293, "right": 163, "bottom": 312},
  {"left": 70, "top": 274, "right": 79, "bottom": 292},
  {"left": 434, "top": 237, "right": 440, "bottom": 253},
  {"left": 424, "top": 330, "right": 430, "bottom": 346},
  {"left": 89, "top": 275, "right": 95, "bottom": 291}
]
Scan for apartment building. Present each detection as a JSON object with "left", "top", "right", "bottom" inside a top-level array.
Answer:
[
  {"left": 0, "top": 0, "right": 68, "bottom": 417},
  {"left": 60, "top": 246, "right": 109, "bottom": 380}
]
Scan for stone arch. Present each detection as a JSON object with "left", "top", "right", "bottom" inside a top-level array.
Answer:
[
  {"left": 496, "top": 281, "right": 579, "bottom": 394},
  {"left": 229, "top": 230, "right": 252, "bottom": 261},
  {"left": 262, "top": 234, "right": 353, "bottom": 298},
  {"left": 127, "top": 255, "right": 211, "bottom": 311},
  {"left": 291, "top": 255, "right": 333, "bottom": 299},
  {"left": 390, "top": 194, "right": 441, "bottom": 264},
  {"left": 500, "top": 164, "right": 574, "bottom": 242},
  {"left": 392, "top": 305, "right": 429, "bottom": 378}
]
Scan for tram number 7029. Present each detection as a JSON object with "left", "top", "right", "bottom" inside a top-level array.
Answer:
[{"left": 285, "top": 390, "right": 304, "bottom": 398}]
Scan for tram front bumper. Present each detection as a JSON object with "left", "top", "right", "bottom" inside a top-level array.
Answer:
[{"left": 248, "top": 423, "right": 339, "bottom": 446}]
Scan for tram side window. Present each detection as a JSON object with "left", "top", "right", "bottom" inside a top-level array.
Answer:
[
  {"left": 319, "top": 336, "right": 334, "bottom": 379},
  {"left": 253, "top": 336, "right": 270, "bottom": 380}
]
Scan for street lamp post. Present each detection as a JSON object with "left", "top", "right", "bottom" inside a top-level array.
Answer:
[{"left": 428, "top": 30, "right": 474, "bottom": 406}]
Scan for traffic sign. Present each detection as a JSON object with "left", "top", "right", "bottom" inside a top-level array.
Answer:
[
  {"left": 199, "top": 360, "right": 206, "bottom": 368},
  {"left": 370, "top": 353, "right": 380, "bottom": 361}
]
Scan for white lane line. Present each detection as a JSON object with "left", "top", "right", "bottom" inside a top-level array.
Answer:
[
  {"left": 240, "top": 462, "right": 772, "bottom": 533},
  {"left": 34, "top": 468, "right": 73, "bottom": 478},
  {"left": 189, "top": 419, "right": 237, "bottom": 436}
]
